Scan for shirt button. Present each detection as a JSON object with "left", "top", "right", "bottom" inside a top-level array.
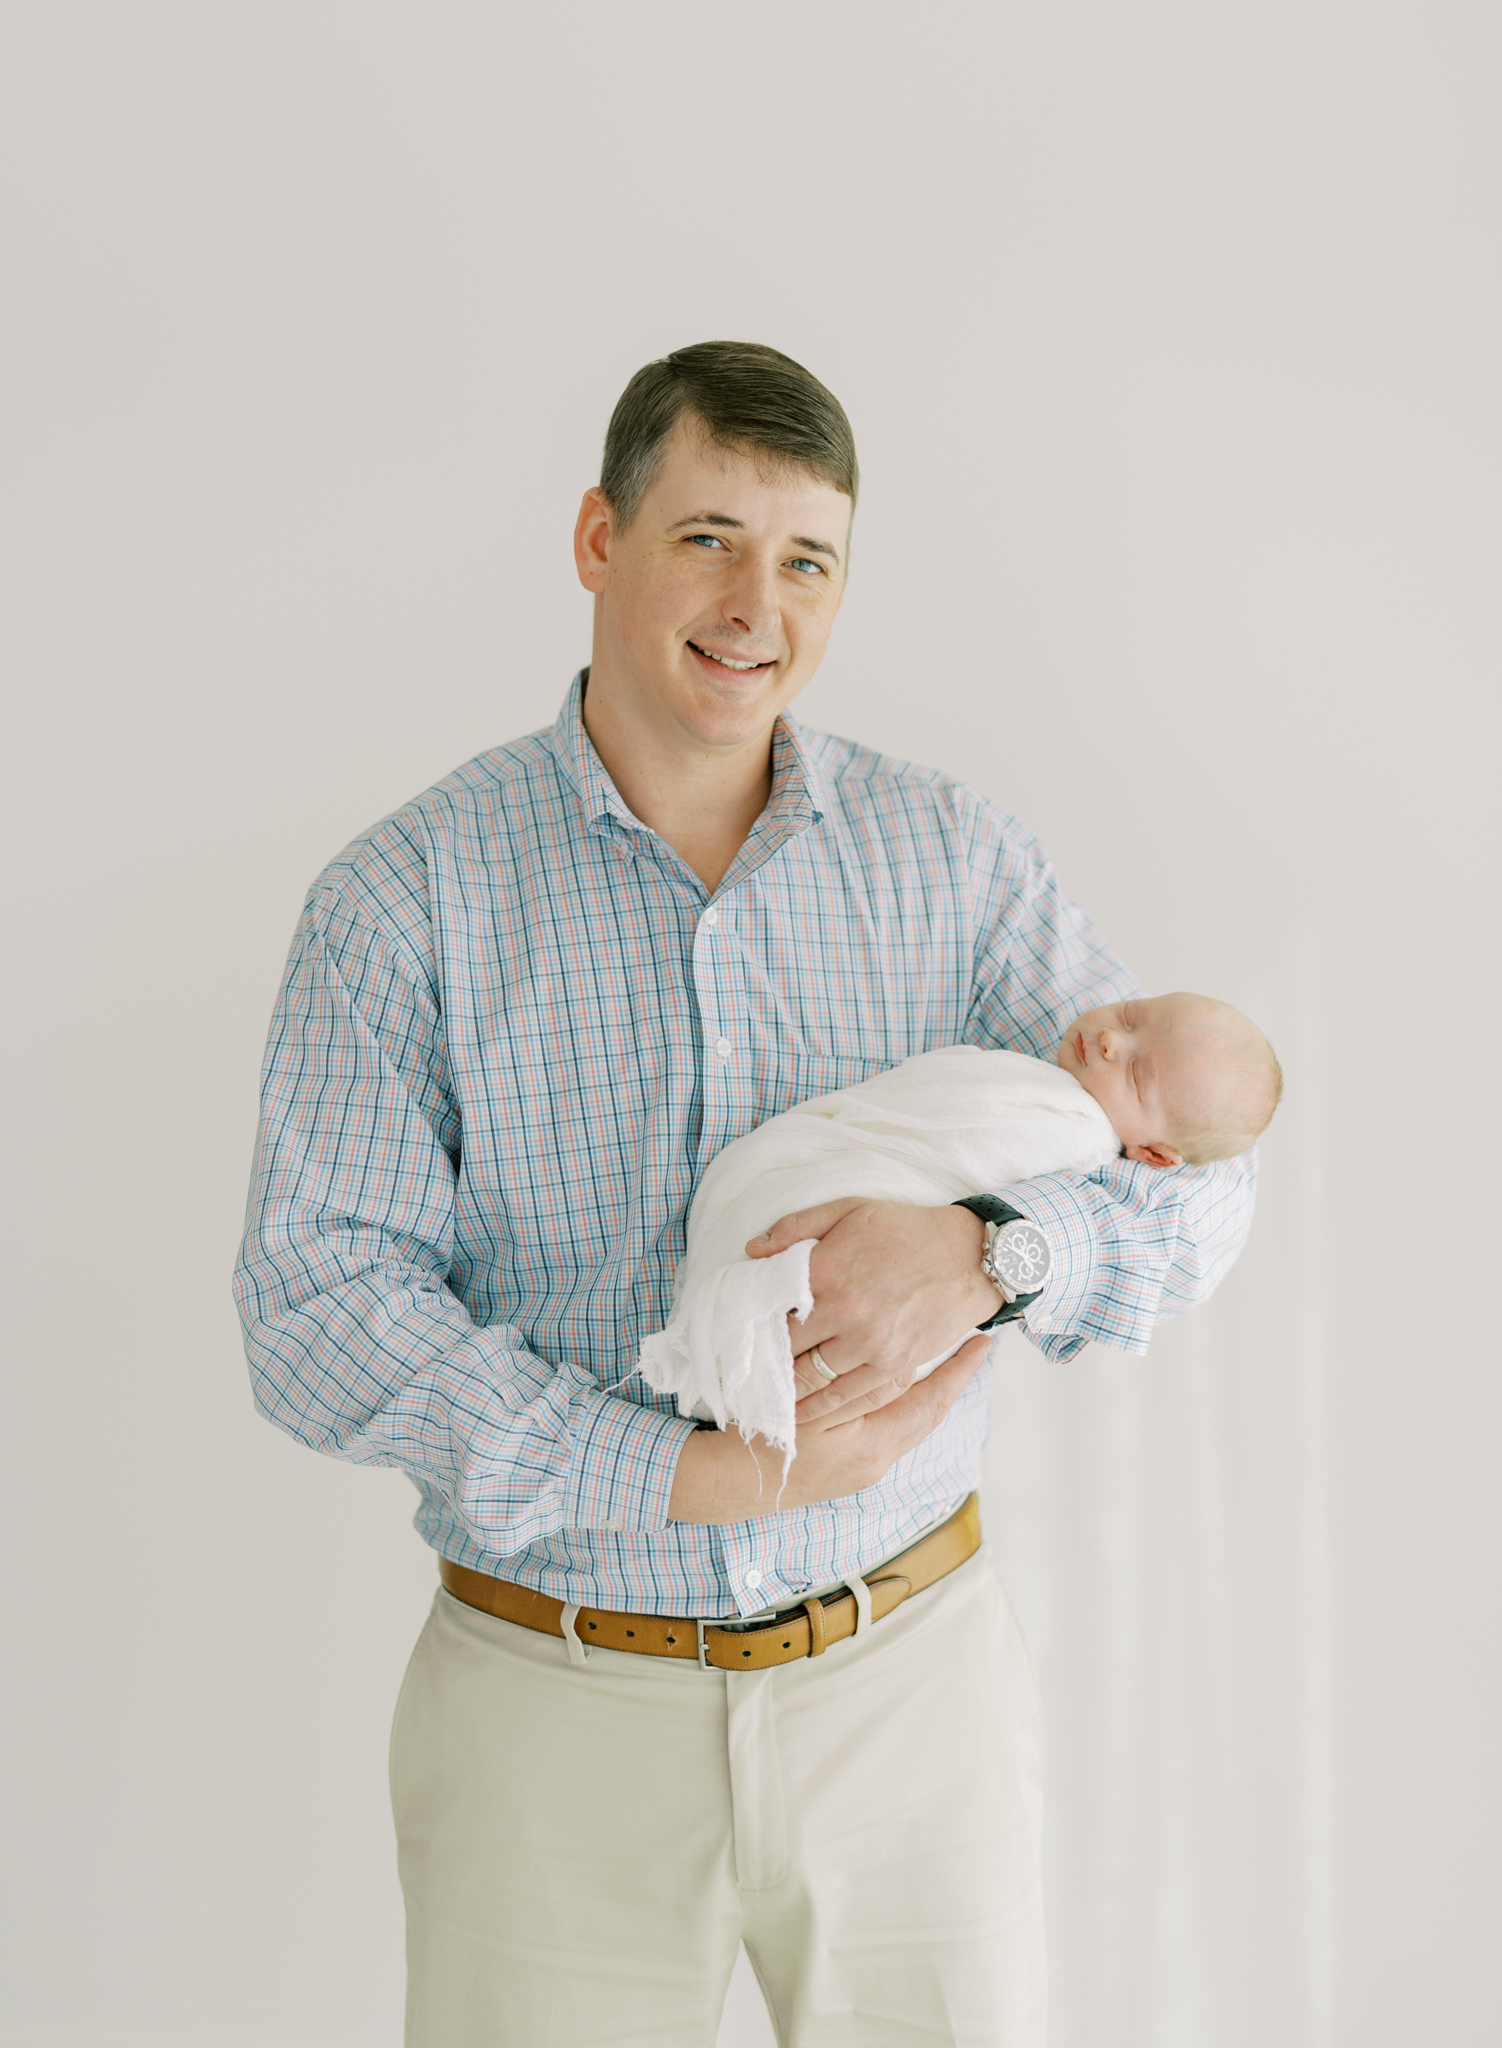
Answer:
[
  {"left": 704, "top": 906, "right": 719, "bottom": 927},
  {"left": 744, "top": 1567, "right": 763, "bottom": 1590},
  {"left": 715, "top": 1036, "right": 732, "bottom": 1060}
]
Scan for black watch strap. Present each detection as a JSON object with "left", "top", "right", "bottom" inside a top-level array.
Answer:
[{"left": 953, "top": 1194, "right": 1042, "bottom": 1330}]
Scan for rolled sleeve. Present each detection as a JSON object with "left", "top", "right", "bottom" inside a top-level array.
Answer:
[
  {"left": 559, "top": 1383, "right": 698, "bottom": 1535},
  {"left": 960, "top": 793, "right": 1260, "bottom": 1358},
  {"left": 235, "top": 890, "right": 696, "bottom": 1558},
  {"left": 1003, "top": 1149, "right": 1259, "bottom": 1360}
]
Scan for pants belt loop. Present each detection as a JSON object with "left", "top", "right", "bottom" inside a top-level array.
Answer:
[
  {"left": 559, "top": 1603, "right": 592, "bottom": 1668},
  {"left": 844, "top": 1575, "right": 873, "bottom": 1637}
]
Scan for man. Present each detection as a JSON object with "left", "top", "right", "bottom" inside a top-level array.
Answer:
[{"left": 236, "top": 341, "right": 1253, "bottom": 2046}]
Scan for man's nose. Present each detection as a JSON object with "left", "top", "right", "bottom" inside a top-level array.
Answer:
[{"left": 721, "top": 553, "right": 781, "bottom": 639}]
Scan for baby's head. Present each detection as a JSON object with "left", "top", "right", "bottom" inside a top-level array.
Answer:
[{"left": 1057, "top": 992, "right": 1282, "bottom": 1167}]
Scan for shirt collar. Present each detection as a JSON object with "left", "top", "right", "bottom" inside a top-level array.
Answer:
[
  {"left": 764, "top": 710, "right": 827, "bottom": 833},
  {"left": 548, "top": 671, "right": 637, "bottom": 830},
  {"left": 547, "top": 670, "right": 828, "bottom": 847}
]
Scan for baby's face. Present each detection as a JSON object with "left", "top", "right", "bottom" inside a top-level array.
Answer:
[{"left": 1056, "top": 993, "right": 1228, "bottom": 1168}]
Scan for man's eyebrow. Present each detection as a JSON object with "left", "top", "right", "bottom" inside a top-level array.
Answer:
[
  {"left": 790, "top": 533, "right": 842, "bottom": 565},
  {"left": 668, "top": 512, "right": 745, "bottom": 532},
  {"left": 667, "top": 512, "right": 842, "bottom": 566}
]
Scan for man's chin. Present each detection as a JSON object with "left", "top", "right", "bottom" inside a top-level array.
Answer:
[
  {"left": 673, "top": 665, "right": 795, "bottom": 746},
  {"left": 679, "top": 703, "right": 782, "bottom": 753}
]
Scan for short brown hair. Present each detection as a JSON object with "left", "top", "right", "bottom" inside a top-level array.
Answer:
[{"left": 600, "top": 341, "right": 859, "bottom": 529}]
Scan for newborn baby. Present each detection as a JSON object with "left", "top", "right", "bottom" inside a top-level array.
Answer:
[{"left": 638, "top": 993, "right": 1280, "bottom": 1465}]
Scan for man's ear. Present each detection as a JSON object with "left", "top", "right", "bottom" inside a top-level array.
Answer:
[
  {"left": 1123, "top": 1140, "right": 1185, "bottom": 1169},
  {"left": 573, "top": 487, "right": 614, "bottom": 595}
]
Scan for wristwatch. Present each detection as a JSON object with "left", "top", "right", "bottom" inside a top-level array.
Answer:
[{"left": 952, "top": 1195, "right": 1053, "bottom": 1330}]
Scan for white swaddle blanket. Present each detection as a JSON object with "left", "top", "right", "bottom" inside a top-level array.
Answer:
[{"left": 638, "top": 1044, "right": 1120, "bottom": 1466}]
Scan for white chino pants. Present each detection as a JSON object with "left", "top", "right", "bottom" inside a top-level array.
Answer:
[{"left": 390, "top": 1547, "right": 1045, "bottom": 2047}]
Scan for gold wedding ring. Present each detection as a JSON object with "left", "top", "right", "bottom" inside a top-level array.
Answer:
[{"left": 808, "top": 1344, "right": 838, "bottom": 1385}]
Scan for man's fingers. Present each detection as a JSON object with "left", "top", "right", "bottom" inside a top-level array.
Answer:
[
  {"left": 922, "top": 1330, "right": 994, "bottom": 1391},
  {"left": 793, "top": 1356, "right": 895, "bottom": 1415},
  {"left": 789, "top": 1338, "right": 992, "bottom": 1488},
  {"left": 793, "top": 1331, "right": 992, "bottom": 1424},
  {"left": 797, "top": 1374, "right": 911, "bottom": 1429},
  {"left": 745, "top": 1197, "right": 866, "bottom": 1259},
  {"left": 790, "top": 1350, "right": 831, "bottom": 1402},
  {"left": 854, "top": 1335, "right": 993, "bottom": 1451},
  {"left": 789, "top": 1336, "right": 859, "bottom": 1401}
]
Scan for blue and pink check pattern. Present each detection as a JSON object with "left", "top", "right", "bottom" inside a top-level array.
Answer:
[{"left": 234, "top": 676, "right": 1255, "bottom": 1618}]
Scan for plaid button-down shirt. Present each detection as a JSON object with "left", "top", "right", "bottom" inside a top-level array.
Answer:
[{"left": 235, "top": 676, "right": 1255, "bottom": 1618}]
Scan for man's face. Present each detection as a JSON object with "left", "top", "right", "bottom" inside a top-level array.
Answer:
[{"left": 574, "top": 414, "right": 850, "bottom": 752}]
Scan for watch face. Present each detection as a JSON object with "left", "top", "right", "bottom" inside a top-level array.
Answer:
[{"left": 992, "top": 1220, "right": 1051, "bottom": 1294}]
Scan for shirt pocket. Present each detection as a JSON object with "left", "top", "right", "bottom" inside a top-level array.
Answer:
[
  {"left": 785, "top": 1046, "right": 893, "bottom": 1109},
  {"left": 734, "top": 1044, "right": 895, "bottom": 1130}
]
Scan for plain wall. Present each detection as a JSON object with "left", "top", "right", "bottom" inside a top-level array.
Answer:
[{"left": 2, "top": 5, "right": 1498, "bottom": 2044}]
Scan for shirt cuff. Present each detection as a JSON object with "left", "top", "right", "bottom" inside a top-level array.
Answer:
[
  {"left": 997, "top": 1173, "right": 1111, "bottom": 1362},
  {"left": 558, "top": 1383, "right": 699, "bottom": 1535}
]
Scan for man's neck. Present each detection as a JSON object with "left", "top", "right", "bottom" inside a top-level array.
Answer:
[{"left": 581, "top": 670, "right": 776, "bottom": 896}]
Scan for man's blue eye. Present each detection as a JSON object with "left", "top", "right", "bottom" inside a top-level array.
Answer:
[
  {"left": 688, "top": 534, "right": 724, "bottom": 549},
  {"left": 789, "top": 557, "right": 821, "bottom": 574}
]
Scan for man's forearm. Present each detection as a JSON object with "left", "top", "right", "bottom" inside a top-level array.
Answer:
[
  {"left": 667, "top": 1427, "right": 785, "bottom": 1524},
  {"left": 667, "top": 1334, "right": 994, "bottom": 1523}
]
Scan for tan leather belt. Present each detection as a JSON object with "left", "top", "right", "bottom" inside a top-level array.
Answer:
[{"left": 439, "top": 1493, "right": 982, "bottom": 1671}]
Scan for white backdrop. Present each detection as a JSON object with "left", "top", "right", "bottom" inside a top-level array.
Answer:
[{"left": 2, "top": 6, "right": 1498, "bottom": 2045}]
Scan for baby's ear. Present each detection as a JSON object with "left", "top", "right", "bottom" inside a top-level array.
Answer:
[{"left": 1123, "top": 1141, "right": 1184, "bottom": 1170}]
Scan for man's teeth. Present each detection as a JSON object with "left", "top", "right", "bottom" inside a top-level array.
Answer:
[{"left": 695, "top": 645, "right": 765, "bottom": 671}]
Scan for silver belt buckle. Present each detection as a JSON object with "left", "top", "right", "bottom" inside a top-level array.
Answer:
[{"left": 696, "top": 1618, "right": 711, "bottom": 1671}]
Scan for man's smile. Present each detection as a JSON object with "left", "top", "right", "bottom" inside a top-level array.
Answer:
[{"left": 686, "top": 639, "right": 777, "bottom": 674}]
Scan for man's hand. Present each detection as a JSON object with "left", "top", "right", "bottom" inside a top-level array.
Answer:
[
  {"left": 666, "top": 1332, "right": 994, "bottom": 1523},
  {"left": 748, "top": 1198, "right": 1003, "bottom": 1423}
]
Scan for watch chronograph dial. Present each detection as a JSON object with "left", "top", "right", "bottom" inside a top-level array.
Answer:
[{"left": 991, "top": 1220, "right": 1052, "bottom": 1294}]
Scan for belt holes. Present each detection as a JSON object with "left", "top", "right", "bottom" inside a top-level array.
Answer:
[
  {"left": 626, "top": 1628, "right": 635, "bottom": 1637},
  {"left": 587, "top": 1621, "right": 597, "bottom": 1630},
  {"left": 666, "top": 1633, "right": 677, "bottom": 1644},
  {"left": 782, "top": 1640, "right": 791, "bottom": 1648},
  {"left": 742, "top": 1648, "right": 751, "bottom": 1658}
]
